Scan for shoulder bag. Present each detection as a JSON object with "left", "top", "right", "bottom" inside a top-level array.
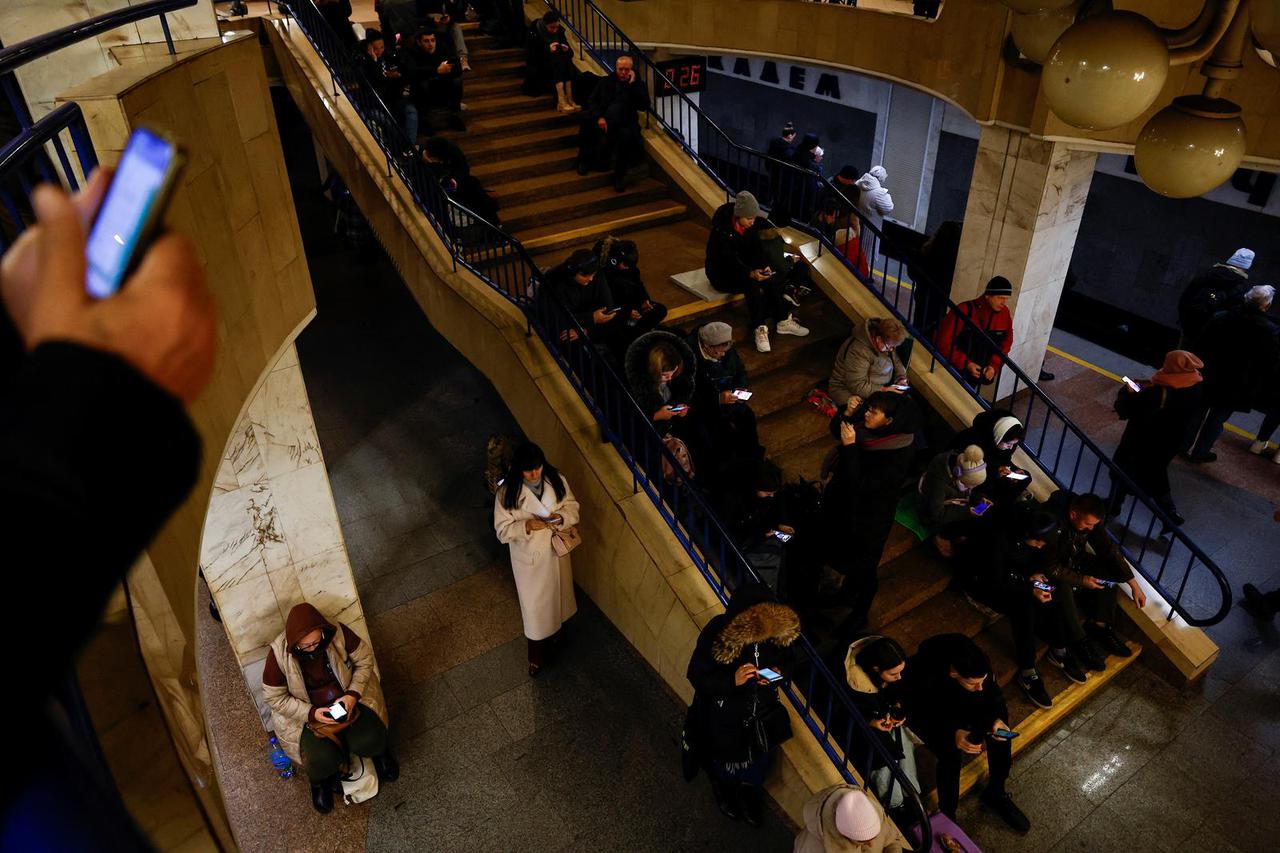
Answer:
[{"left": 551, "top": 525, "right": 581, "bottom": 557}]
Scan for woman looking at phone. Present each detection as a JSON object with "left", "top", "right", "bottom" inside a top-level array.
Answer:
[
  {"left": 684, "top": 584, "right": 799, "bottom": 826},
  {"left": 493, "top": 442, "right": 581, "bottom": 676}
]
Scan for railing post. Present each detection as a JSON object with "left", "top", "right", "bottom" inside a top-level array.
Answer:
[{"left": 159, "top": 13, "right": 175, "bottom": 55}]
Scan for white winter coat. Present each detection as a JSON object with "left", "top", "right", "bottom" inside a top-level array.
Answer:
[
  {"left": 493, "top": 477, "right": 581, "bottom": 640},
  {"left": 854, "top": 173, "right": 895, "bottom": 229}
]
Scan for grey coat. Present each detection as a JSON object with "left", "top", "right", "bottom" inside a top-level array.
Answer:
[{"left": 829, "top": 319, "right": 906, "bottom": 406}]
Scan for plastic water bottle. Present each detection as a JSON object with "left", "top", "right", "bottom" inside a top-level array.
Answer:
[{"left": 268, "top": 736, "right": 294, "bottom": 779}]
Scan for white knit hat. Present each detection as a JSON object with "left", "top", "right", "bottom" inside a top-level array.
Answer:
[
  {"left": 834, "top": 789, "right": 882, "bottom": 842},
  {"left": 992, "top": 415, "right": 1022, "bottom": 446},
  {"left": 1227, "top": 248, "right": 1254, "bottom": 270},
  {"left": 869, "top": 165, "right": 888, "bottom": 183}
]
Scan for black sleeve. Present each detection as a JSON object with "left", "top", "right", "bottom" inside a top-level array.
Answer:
[
  {"left": 1, "top": 343, "right": 200, "bottom": 699},
  {"left": 686, "top": 628, "right": 736, "bottom": 698}
]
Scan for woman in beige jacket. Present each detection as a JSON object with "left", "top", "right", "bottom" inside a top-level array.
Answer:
[
  {"left": 493, "top": 442, "right": 580, "bottom": 676},
  {"left": 794, "top": 785, "right": 904, "bottom": 853}
]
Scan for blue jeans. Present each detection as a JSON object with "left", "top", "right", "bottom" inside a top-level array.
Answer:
[
  {"left": 1190, "top": 406, "right": 1235, "bottom": 457},
  {"left": 402, "top": 102, "right": 419, "bottom": 145}
]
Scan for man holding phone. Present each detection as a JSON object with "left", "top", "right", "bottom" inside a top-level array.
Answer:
[
  {"left": 577, "top": 55, "right": 650, "bottom": 192},
  {"left": 687, "top": 321, "right": 762, "bottom": 474},
  {"left": 263, "top": 602, "right": 395, "bottom": 813}
]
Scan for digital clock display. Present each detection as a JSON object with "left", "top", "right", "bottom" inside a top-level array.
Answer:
[{"left": 655, "top": 56, "right": 707, "bottom": 95}]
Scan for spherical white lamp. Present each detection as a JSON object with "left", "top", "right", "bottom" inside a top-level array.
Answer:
[
  {"left": 1011, "top": 3, "right": 1082, "bottom": 64},
  {"left": 1134, "top": 96, "right": 1246, "bottom": 198},
  {"left": 1042, "top": 11, "right": 1170, "bottom": 130}
]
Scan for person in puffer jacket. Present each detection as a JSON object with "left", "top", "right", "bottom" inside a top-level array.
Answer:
[
  {"left": 793, "top": 785, "right": 904, "bottom": 853},
  {"left": 855, "top": 166, "right": 895, "bottom": 230}
]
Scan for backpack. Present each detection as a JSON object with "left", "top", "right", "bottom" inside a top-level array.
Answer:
[
  {"left": 340, "top": 754, "right": 379, "bottom": 805},
  {"left": 661, "top": 435, "right": 696, "bottom": 483}
]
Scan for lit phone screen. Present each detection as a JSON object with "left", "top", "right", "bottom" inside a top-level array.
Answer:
[{"left": 85, "top": 128, "right": 175, "bottom": 298}]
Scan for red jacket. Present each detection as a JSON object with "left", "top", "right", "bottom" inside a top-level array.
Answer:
[{"left": 934, "top": 297, "right": 1013, "bottom": 371}]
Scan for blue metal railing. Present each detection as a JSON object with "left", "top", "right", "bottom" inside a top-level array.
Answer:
[
  {"left": 280, "top": 2, "right": 932, "bottom": 840},
  {"left": 550, "top": 0, "right": 1231, "bottom": 629}
]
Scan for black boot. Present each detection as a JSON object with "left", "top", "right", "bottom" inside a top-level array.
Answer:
[
  {"left": 710, "top": 778, "right": 742, "bottom": 821},
  {"left": 740, "top": 784, "right": 764, "bottom": 827},
  {"left": 373, "top": 749, "right": 400, "bottom": 782},
  {"left": 311, "top": 775, "right": 337, "bottom": 814}
]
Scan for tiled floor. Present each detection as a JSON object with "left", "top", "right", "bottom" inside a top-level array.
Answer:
[{"left": 283, "top": 101, "right": 792, "bottom": 848}]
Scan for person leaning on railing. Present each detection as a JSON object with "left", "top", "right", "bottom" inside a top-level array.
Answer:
[
  {"left": 934, "top": 275, "right": 1013, "bottom": 388},
  {"left": 1, "top": 175, "right": 215, "bottom": 845}
]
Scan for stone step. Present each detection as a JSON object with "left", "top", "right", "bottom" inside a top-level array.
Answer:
[
  {"left": 500, "top": 179, "right": 670, "bottom": 232},
  {"left": 758, "top": 404, "right": 831, "bottom": 456},
  {"left": 444, "top": 106, "right": 578, "bottom": 141},
  {"left": 468, "top": 46, "right": 525, "bottom": 63},
  {"left": 487, "top": 168, "right": 618, "bottom": 207},
  {"left": 466, "top": 57, "right": 525, "bottom": 77},
  {"left": 471, "top": 147, "right": 579, "bottom": 182},
  {"left": 741, "top": 348, "right": 831, "bottom": 420},
  {"left": 772, "top": 432, "right": 836, "bottom": 483},
  {"left": 466, "top": 91, "right": 554, "bottom": 118},
  {"left": 877, "top": 588, "right": 999, "bottom": 659},
  {"left": 867, "top": 546, "right": 953, "bottom": 630},
  {"left": 461, "top": 125, "right": 577, "bottom": 163},
  {"left": 517, "top": 200, "right": 689, "bottom": 255},
  {"left": 465, "top": 75, "right": 525, "bottom": 97}
]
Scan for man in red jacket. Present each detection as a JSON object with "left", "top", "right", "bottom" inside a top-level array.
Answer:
[{"left": 935, "top": 275, "right": 1014, "bottom": 387}]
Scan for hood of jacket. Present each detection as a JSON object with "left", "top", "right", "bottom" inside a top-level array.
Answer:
[
  {"left": 624, "top": 329, "right": 696, "bottom": 398},
  {"left": 711, "top": 600, "right": 801, "bottom": 664},
  {"left": 854, "top": 173, "right": 882, "bottom": 193},
  {"left": 843, "top": 635, "right": 886, "bottom": 695},
  {"left": 285, "top": 602, "right": 334, "bottom": 652},
  {"left": 802, "top": 785, "right": 892, "bottom": 853}
]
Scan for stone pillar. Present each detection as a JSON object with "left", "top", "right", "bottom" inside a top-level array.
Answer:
[
  {"left": 201, "top": 344, "right": 370, "bottom": 728},
  {"left": 952, "top": 126, "right": 1096, "bottom": 390}
]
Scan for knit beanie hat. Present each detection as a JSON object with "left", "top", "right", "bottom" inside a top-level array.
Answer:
[
  {"left": 1227, "top": 247, "right": 1255, "bottom": 270},
  {"left": 834, "top": 789, "right": 882, "bottom": 842},
  {"left": 782, "top": 121, "right": 796, "bottom": 136},
  {"left": 566, "top": 249, "right": 600, "bottom": 275},
  {"left": 957, "top": 445, "right": 987, "bottom": 488},
  {"left": 985, "top": 276, "right": 1014, "bottom": 296},
  {"left": 838, "top": 164, "right": 858, "bottom": 181},
  {"left": 992, "top": 415, "right": 1022, "bottom": 446},
  {"left": 869, "top": 165, "right": 888, "bottom": 183},
  {"left": 733, "top": 191, "right": 760, "bottom": 219}
]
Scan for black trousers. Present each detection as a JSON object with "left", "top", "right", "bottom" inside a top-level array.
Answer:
[
  {"left": 578, "top": 119, "right": 643, "bottom": 180},
  {"left": 712, "top": 271, "right": 788, "bottom": 329},
  {"left": 828, "top": 503, "right": 898, "bottom": 633},
  {"left": 971, "top": 581, "right": 1080, "bottom": 670},
  {"left": 932, "top": 735, "right": 1012, "bottom": 819}
]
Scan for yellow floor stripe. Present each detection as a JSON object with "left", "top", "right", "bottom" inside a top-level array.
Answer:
[{"left": 1045, "top": 346, "right": 1258, "bottom": 441}]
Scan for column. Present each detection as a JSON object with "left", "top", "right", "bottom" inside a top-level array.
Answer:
[{"left": 952, "top": 126, "right": 1096, "bottom": 390}]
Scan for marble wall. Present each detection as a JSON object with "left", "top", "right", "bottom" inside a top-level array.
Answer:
[
  {"left": 202, "top": 344, "right": 368, "bottom": 727},
  {"left": 0, "top": 1, "right": 219, "bottom": 121},
  {"left": 953, "top": 125, "right": 1096, "bottom": 388}
]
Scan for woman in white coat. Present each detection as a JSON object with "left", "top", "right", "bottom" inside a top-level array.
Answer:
[{"left": 493, "top": 442, "right": 581, "bottom": 676}]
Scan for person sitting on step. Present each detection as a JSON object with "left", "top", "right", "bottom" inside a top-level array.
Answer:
[
  {"left": 828, "top": 316, "right": 910, "bottom": 408},
  {"left": 916, "top": 444, "right": 988, "bottom": 558},
  {"left": 1042, "top": 490, "right": 1147, "bottom": 661},
  {"left": 748, "top": 215, "right": 815, "bottom": 312},
  {"left": 686, "top": 321, "right": 764, "bottom": 493},
  {"left": 527, "top": 10, "right": 580, "bottom": 110},
  {"left": 577, "top": 54, "right": 650, "bottom": 192},
  {"left": 403, "top": 27, "right": 465, "bottom": 133},
  {"left": 899, "top": 633, "right": 1031, "bottom": 832},
  {"left": 421, "top": 0, "right": 472, "bottom": 72},
  {"left": 420, "top": 136, "right": 499, "bottom": 224},
  {"left": 958, "top": 510, "right": 1101, "bottom": 712},
  {"left": 592, "top": 235, "right": 666, "bottom": 350},
  {"left": 356, "top": 29, "right": 418, "bottom": 145},
  {"left": 262, "top": 602, "right": 396, "bottom": 815},
  {"left": 537, "top": 249, "right": 622, "bottom": 352},
  {"left": 705, "top": 191, "right": 809, "bottom": 353}
]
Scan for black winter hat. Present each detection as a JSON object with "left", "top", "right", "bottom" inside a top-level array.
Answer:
[
  {"left": 566, "top": 249, "right": 600, "bottom": 275},
  {"left": 984, "top": 276, "right": 1013, "bottom": 297}
]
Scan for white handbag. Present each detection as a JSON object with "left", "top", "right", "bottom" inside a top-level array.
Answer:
[{"left": 341, "top": 754, "right": 380, "bottom": 805}]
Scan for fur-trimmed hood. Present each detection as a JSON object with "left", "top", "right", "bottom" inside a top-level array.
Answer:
[{"left": 712, "top": 601, "right": 801, "bottom": 664}]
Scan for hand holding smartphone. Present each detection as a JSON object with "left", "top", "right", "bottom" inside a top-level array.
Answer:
[
  {"left": 755, "top": 667, "right": 784, "bottom": 684},
  {"left": 732, "top": 389, "right": 753, "bottom": 401},
  {"left": 1122, "top": 376, "right": 1141, "bottom": 392},
  {"left": 85, "top": 127, "right": 185, "bottom": 299},
  {"left": 970, "top": 497, "right": 994, "bottom": 517},
  {"left": 327, "top": 699, "right": 348, "bottom": 722}
]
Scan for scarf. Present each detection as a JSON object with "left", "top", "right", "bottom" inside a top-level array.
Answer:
[{"left": 1150, "top": 350, "right": 1203, "bottom": 389}]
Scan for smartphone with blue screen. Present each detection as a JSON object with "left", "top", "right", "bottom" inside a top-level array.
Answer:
[{"left": 85, "top": 127, "right": 185, "bottom": 299}]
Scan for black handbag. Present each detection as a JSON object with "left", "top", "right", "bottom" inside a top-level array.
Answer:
[{"left": 748, "top": 696, "right": 793, "bottom": 753}]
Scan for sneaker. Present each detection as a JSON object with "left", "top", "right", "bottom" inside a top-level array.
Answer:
[
  {"left": 754, "top": 325, "right": 771, "bottom": 353},
  {"left": 782, "top": 287, "right": 801, "bottom": 308},
  {"left": 1072, "top": 639, "right": 1107, "bottom": 672},
  {"left": 1272, "top": 448, "right": 1280, "bottom": 465},
  {"left": 1087, "top": 623, "right": 1133, "bottom": 658},
  {"left": 1016, "top": 670, "right": 1053, "bottom": 709},
  {"left": 1046, "top": 649, "right": 1088, "bottom": 684},
  {"left": 979, "top": 787, "right": 1031, "bottom": 833},
  {"left": 1186, "top": 451, "right": 1217, "bottom": 463},
  {"left": 775, "top": 315, "right": 810, "bottom": 337},
  {"left": 1250, "top": 440, "right": 1271, "bottom": 455},
  {"left": 1242, "top": 583, "right": 1276, "bottom": 621}
]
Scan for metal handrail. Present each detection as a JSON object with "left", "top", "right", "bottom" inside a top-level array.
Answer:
[
  {"left": 0, "top": 0, "right": 197, "bottom": 77},
  {"left": 551, "top": 0, "right": 1232, "bottom": 628},
  {"left": 281, "top": 3, "right": 932, "bottom": 839},
  {"left": 0, "top": 103, "right": 98, "bottom": 250}
]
